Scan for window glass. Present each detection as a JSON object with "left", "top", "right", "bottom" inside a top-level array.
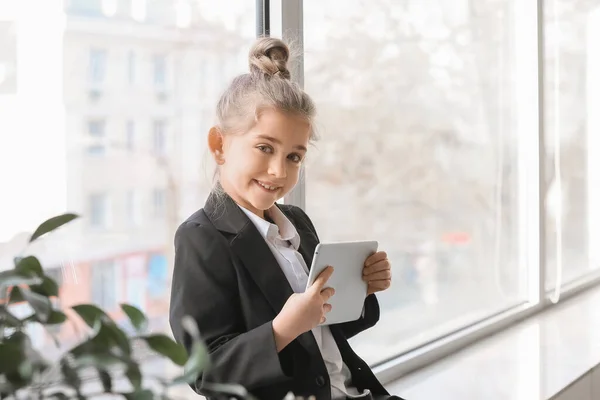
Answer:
[
  {"left": 304, "top": 0, "right": 536, "bottom": 364},
  {"left": 544, "top": 0, "right": 600, "bottom": 291},
  {"left": 0, "top": 1, "right": 255, "bottom": 392},
  {"left": 89, "top": 48, "right": 107, "bottom": 84}
]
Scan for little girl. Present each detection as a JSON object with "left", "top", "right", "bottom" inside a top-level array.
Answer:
[{"left": 169, "top": 37, "right": 403, "bottom": 400}]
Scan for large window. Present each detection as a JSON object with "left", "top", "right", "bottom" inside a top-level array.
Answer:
[
  {"left": 544, "top": 0, "right": 600, "bottom": 292},
  {"left": 303, "top": 0, "right": 537, "bottom": 364},
  {"left": 2, "top": 0, "right": 600, "bottom": 395},
  {"left": 0, "top": 0, "right": 255, "bottom": 391}
]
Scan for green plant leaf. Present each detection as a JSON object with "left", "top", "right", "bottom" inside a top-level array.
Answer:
[
  {"left": 60, "top": 358, "right": 82, "bottom": 392},
  {"left": 126, "top": 363, "right": 142, "bottom": 390},
  {"left": 47, "top": 309, "right": 68, "bottom": 324},
  {"left": 72, "top": 304, "right": 110, "bottom": 328},
  {"left": 98, "top": 369, "right": 112, "bottom": 392},
  {"left": 69, "top": 335, "right": 100, "bottom": 358},
  {"left": 0, "top": 333, "right": 43, "bottom": 390},
  {"left": 30, "top": 275, "right": 59, "bottom": 297},
  {"left": 46, "top": 391, "right": 70, "bottom": 400},
  {"left": 170, "top": 341, "right": 209, "bottom": 386},
  {"left": 0, "top": 341, "right": 25, "bottom": 373},
  {"left": 8, "top": 286, "right": 25, "bottom": 303},
  {"left": 120, "top": 303, "right": 148, "bottom": 333},
  {"left": 3, "top": 331, "right": 50, "bottom": 383},
  {"left": 18, "top": 287, "right": 52, "bottom": 322},
  {"left": 6, "top": 330, "right": 29, "bottom": 345},
  {"left": 68, "top": 325, "right": 126, "bottom": 361},
  {"left": 181, "top": 315, "right": 201, "bottom": 341},
  {"left": 7, "top": 287, "right": 53, "bottom": 322},
  {"left": 18, "top": 359, "right": 34, "bottom": 380},
  {"left": 122, "top": 389, "right": 154, "bottom": 400},
  {"left": 98, "top": 321, "right": 131, "bottom": 355},
  {"left": 25, "top": 308, "right": 67, "bottom": 327},
  {"left": 15, "top": 256, "right": 44, "bottom": 277},
  {"left": 170, "top": 316, "right": 210, "bottom": 386},
  {"left": 0, "top": 306, "right": 23, "bottom": 328},
  {"left": 30, "top": 213, "right": 79, "bottom": 243},
  {"left": 0, "top": 270, "right": 42, "bottom": 288},
  {"left": 142, "top": 334, "right": 187, "bottom": 366}
]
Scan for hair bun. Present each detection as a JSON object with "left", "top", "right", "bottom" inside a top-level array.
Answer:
[{"left": 248, "top": 37, "right": 291, "bottom": 80}]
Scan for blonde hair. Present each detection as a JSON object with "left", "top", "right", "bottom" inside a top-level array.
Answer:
[
  {"left": 209, "top": 37, "right": 317, "bottom": 190},
  {"left": 215, "top": 37, "right": 317, "bottom": 138}
]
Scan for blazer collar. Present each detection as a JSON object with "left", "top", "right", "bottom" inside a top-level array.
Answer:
[
  {"left": 203, "top": 185, "right": 294, "bottom": 241},
  {"left": 203, "top": 187, "right": 249, "bottom": 235},
  {"left": 204, "top": 186, "right": 296, "bottom": 321},
  {"left": 203, "top": 186, "right": 321, "bottom": 355}
]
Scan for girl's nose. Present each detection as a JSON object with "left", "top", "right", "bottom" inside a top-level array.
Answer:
[{"left": 268, "top": 157, "right": 287, "bottom": 178}]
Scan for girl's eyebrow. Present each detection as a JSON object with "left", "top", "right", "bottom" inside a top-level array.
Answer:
[{"left": 256, "top": 134, "right": 307, "bottom": 152}]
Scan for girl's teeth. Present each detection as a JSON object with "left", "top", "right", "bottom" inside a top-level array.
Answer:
[{"left": 258, "top": 181, "right": 277, "bottom": 190}]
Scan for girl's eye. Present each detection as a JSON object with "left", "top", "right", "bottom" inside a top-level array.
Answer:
[
  {"left": 288, "top": 153, "right": 303, "bottom": 163},
  {"left": 257, "top": 145, "right": 273, "bottom": 154}
]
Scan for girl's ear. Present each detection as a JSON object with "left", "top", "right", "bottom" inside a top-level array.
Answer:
[{"left": 208, "top": 126, "right": 225, "bottom": 165}]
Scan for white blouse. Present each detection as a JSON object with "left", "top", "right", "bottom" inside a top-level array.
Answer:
[{"left": 238, "top": 205, "right": 370, "bottom": 399}]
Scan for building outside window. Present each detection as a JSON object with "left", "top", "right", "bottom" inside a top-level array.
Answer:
[
  {"left": 152, "top": 54, "right": 166, "bottom": 88},
  {"left": 126, "top": 120, "right": 135, "bottom": 151},
  {"left": 89, "top": 193, "right": 108, "bottom": 228},
  {"left": 127, "top": 50, "right": 135, "bottom": 84},
  {"left": 91, "top": 260, "right": 117, "bottom": 310},
  {"left": 152, "top": 188, "right": 166, "bottom": 218},
  {"left": 87, "top": 119, "right": 106, "bottom": 155},
  {"left": 152, "top": 120, "right": 166, "bottom": 155},
  {"left": 89, "top": 48, "right": 107, "bottom": 85}
]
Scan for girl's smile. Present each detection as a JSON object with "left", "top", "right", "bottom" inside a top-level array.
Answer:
[{"left": 211, "top": 108, "right": 311, "bottom": 218}]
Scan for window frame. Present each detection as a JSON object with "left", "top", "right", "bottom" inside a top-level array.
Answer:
[
  {"left": 91, "top": 260, "right": 117, "bottom": 310},
  {"left": 89, "top": 48, "right": 107, "bottom": 85},
  {"left": 152, "top": 119, "right": 167, "bottom": 156},
  {"left": 152, "top": 53, "right": 167, "bottom": 88},
  {"left": 89, "top": 192, "right": 108, "bottom": 228},
  {"left": 267, "top": 0, "right": 600, "bottom": 385}
]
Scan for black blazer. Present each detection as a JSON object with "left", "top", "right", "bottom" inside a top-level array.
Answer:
[{"left": 169, "top": 191, "right": 390, "bottom": 400}]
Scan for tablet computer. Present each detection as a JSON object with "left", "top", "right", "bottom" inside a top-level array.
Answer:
[{"left": 305, "top": 240, "right": 379, "bottom": 326}]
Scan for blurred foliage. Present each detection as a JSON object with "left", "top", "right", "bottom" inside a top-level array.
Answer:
[{"left": 0, "top": 213, "right": 252, "bottom": 400}]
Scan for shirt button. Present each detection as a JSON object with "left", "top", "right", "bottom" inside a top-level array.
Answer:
[{"left": 315, "top": 375, "right": 325, "bottom": 387}]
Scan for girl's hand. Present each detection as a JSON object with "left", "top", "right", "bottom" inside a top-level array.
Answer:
[
  {"left": 273, "top": 266, "right": 335, "bottom": 350},
  {"left": 363, "top": 251, "right": 392, "bottom": 295}
]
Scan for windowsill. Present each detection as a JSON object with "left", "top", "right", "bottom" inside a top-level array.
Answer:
[{"left": 385, "top": 285, "right": 600, "bottom": 399}]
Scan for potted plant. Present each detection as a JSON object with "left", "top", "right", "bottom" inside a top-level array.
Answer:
[{"left": 0, "top": 213, "right": 256, "bottom": 400}]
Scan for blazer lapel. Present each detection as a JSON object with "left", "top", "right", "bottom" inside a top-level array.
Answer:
[
  {"left": 232, "top": 227, "right": 295, "bottom": 316},
  {"left": 204, "top": 190, "right": 321, "bottom": 356},
  {"left": 204, "top": 190, "right": 294, "bottom": 316}
]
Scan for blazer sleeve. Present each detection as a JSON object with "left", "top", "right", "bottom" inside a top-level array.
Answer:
[
  {"left": 290, "top": 206, "right": 381, "bottom": 339},
  {"left": 334, "top": 294, "right": 380, "bottom": 339},
  {"left": 169, "top": 221, "right": 291, "bottom": 393}
]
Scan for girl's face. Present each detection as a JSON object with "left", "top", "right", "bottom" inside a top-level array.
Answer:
[{"left": 214, "top": 109, "right": 311, "bottom": 218}]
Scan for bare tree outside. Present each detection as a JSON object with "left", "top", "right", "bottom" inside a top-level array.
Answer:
[{"left": 303, "top": 0, "right": 600, "bottom": 361}]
